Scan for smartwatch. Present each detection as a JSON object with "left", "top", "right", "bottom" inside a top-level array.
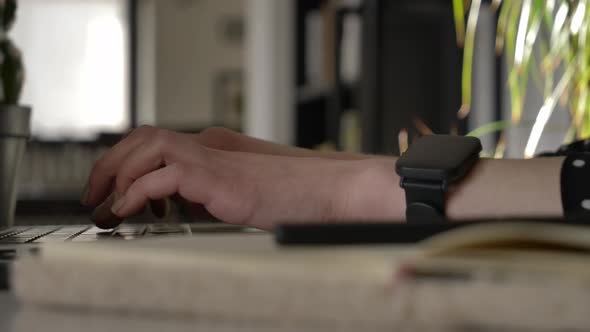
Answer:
[{"left": 395, "top": 135, "right": 482, "bottom": 223}]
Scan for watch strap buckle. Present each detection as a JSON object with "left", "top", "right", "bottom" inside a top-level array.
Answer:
[{"left": 400, "top": 177, "right": 446, "bottom": 223}]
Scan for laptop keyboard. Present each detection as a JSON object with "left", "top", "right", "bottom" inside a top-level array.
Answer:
[{"left": 0, "top": 223, "right": 257, "bottom": 245}]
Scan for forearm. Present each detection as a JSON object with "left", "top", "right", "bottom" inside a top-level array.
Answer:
[
  {"left": 351, "top": 157, "right": 564, "bottom": 221},
  {"left": 218, "top": 130, "right": 565, "bottom": 220},
  {"left": 446, "top": 157, "right": 563, "bottom": 220},
  {"left": 197, "top": 127, "right": 376, "bottom": 160},
  {"left": 232, "top": 136, "right": 372, "bottom": 160}
]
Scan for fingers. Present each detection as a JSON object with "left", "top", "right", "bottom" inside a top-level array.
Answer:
[
  {"left": 83, "top": 125, "right": 158, "bottom": 206},
  {"left": 113, "top": 141, "right": 165, "bottom": 195},
  {"left": 91, "top": 192, "right": 125, "bottom": 229},
  {"left": 110, "top": 164, "right": 215, "bottom": 218},
  {"left": 86, "top": 127, "right": 205, "bottom": 227},
  {"left": 111, "top": 139, "right": 174, "bottom": 223},
  {"left": 91, "top": 196, "right": 170, "bottom": 230},
  {"left": 86, "top": 126, "right": 265, "bottom": 227},
  {"left": 113, "top": 132, "right": 201, "bottom": 191}
]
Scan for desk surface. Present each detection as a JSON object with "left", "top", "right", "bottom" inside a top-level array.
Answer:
[
  {"left": 0, "top": 225, "right": 552, "bottom": 332},
  {"left": 1, "top": 291, "right": 451, "bottom": 332},
  {"left": 0, "top": 291, "right": 343, "bottom": 332}
]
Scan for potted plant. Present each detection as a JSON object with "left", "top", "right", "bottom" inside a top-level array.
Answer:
[
  {"left": 0, "top": 0, "right": 30, "bottom": 228},
  {"left": 455, "top": 0, "right": 589, "bottom": 158}
]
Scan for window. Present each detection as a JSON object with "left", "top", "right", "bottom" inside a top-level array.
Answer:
[{"left": 12, "top": 0, "right": 129, "bottom": 139}]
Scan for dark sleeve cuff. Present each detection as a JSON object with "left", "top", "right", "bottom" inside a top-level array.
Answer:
[{"left": 538, "top": 138, "right": 590, "bottom": 157}]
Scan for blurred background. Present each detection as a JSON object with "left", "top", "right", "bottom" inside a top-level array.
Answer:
[{"left": 11, "top": 0, "right": 577, "bottom": 211}]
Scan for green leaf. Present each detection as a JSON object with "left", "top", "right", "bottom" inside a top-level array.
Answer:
[
  {"left": 521, "top": 0, "right": 542, "bottom": 69},
  {"left": 509, "top": 69, "right": 524, "bottom": 122},
  {"left": 575, "top": 84, "right": 588, "bottom": 131},
  {"left": 453, "top": 0, "right": 467, "bottom": 47},
  {"left": 459, "top": 0, "right": 482, "bottom": 119},
  {"left": 584, "top": 88, "right": 590, "bottom": 137},
  {"left": 491, "top": 0, "right": 503, "bottom": 12},
  {"left": 514, "top": 0, "right": 532, "bottom": 67},
  {"left": 544, "top": 65, "right": 554, "bottom": 99},
  {"left": 513, "top": 0, "right": 543, "bottom": 121},
  {"left": 505, "top": 0, "right": 522, "bottom": 68},
  {"left": 563, "top": 124, "right": 577, "bottom": 144},
  {"left": 496, "top": 0, "right": 514, "bottom": 54},
  {"left": 550, "top": 1, "right": 569, "bottom": 44},
  {"left": 466, "top": 120, "right": 512, "bottom": 137}
]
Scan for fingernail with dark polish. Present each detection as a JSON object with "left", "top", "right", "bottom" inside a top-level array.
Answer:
[{"left": 90, "top": 193, "right": 122, "bottom": 229}]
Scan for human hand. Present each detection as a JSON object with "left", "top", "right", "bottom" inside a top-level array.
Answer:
[{"left": 82, "top": 126, "right": 403, "bottom": 230}]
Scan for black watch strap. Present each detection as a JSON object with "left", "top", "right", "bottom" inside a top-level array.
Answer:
[{"left": 400, "top": 178, "right": 446, "bottom": 223}]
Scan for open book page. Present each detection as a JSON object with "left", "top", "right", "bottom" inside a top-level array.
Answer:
[
  {"left": 410, "top": 221, "right": 590, "bottom": 276},
  {"left": 422, "top": 221, "right": 590, "bottom": 254},
  {"left": 394, "top": 221, "right": 590, "bottom": 330}
]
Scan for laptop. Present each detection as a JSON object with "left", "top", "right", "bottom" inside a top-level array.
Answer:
[
  {"left": 0, "top": 200, "right": 260, "bottom": 260},
  {"left": 0, "top": 200, "right": 263, "bottom": 289}
]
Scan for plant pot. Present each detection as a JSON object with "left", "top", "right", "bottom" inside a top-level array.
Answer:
[{"left": 0, "top": 105, "right": 30, "bottom": 229}]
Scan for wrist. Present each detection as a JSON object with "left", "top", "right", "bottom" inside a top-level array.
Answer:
[
  {"left": 338, "top": 158, "right": 405, "bottom": 221},
  {"left": 446, "top": 157, "right": 564, "bottom": 220}
]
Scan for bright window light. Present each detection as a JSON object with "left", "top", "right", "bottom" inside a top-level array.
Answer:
[{"left": 12, "top": 0, "right": 129, "bottom": 140}]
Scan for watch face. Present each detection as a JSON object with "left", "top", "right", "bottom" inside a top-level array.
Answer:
[{"left": 395, "top": 135, "right": 482, "bottom": 181}]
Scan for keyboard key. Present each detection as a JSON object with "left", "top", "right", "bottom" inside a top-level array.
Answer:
[
  {"left": 68, "top": 236, "right": 100, "bottom": 242},
  {"left": 16, "top": 227, "right": 57, "bottom": 235},
  {"left": 0, "top": 238, "right": 32, "bottom": 244},
  {"left": 147, "top": 223, "right": 187, "bottom": 234},
  {"left": 2, "top": 227, "right": 62, "bottom": 243},
  {"left": 110, "top": 234, "right": 141, "bottom": 240},
  {"left": 79, "top": 226, "right": 112, "bottom": 235},
  {"left": 68, "top": 226, "right": 114, "bottom": 242},
  {"left": 28, "top": 226, "right": 88, "bottom": 243},
  {"left": 0, "top": 228, "right": 29, "bottom": 239},
  {"left": 49, "top": 226, "right": 90, "bottom": 235},
  {"left": 33, "top": 235, "right": 75, "bottom": 243},
  {"left": 4, "top": 236, "right": 39, "bottom": 241},
  {"left": 189, "top": 223, "right": 252, "bottom": 233},
  {"left": 113, "top": 225, "right": 147, "bottom": 236}
]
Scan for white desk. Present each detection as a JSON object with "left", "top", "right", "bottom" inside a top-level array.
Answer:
[{"left": 1, "top": 291, "right": 359, "bottom": 332}]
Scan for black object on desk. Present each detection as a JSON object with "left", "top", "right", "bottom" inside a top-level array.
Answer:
[
  {"left": 275, "top": 222, "right": 467, "bottom": 245},
  {"left": 275, "top": 218, "right": 577, "bottom": 246}
]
